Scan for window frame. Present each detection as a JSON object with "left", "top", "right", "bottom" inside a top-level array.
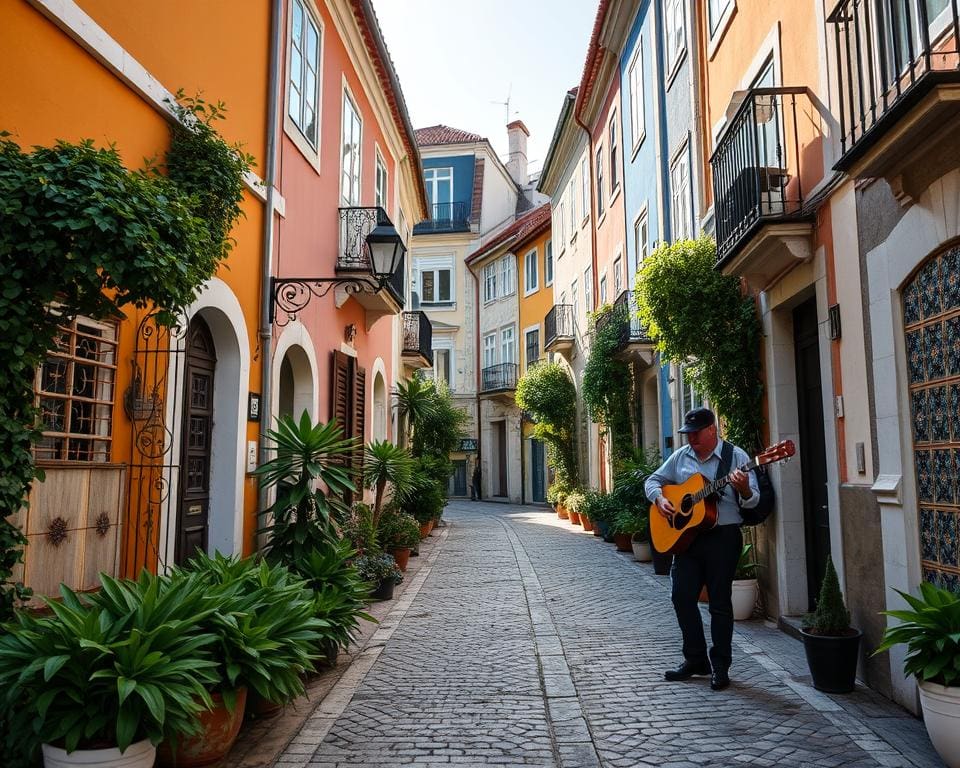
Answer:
[
  {"left": 419, "top": 265, "right": 453, "bottom": 306},
  {"left": 340, "top": 87, "right": 362, "bottom": 207},
  {"left": 634, "top": 204, "right": 650, "bottom": 270},
  {"left": 595, "top": 145, "right": 605, "bottom": 220},
  {"left": 524, "top": 247, "right": 539, "bottom": 296},
  {"left": 608, "top": 110, "right": 620, "bottom": 197},
  {"left": 665, "top": 0, "right": 687, "bottom": 82},
  {"left": 483, "top": 262, "right": 498, "bottom": 304},
  {"left": 284, "top": 0, "right": 323, "bottom": 167},
  {"left": 545, "top": 239, "right": 554, "bottom": 286},
  {"left": 424, "top": 166, "right": 454, "bottom": 214},
  {"left": 524, "top": 325, "right": 541, "bottom": 370},
  {"left": 628, "top": 39, "right": 646, "bottom": 154},
  {"left": 670, "top": 141, "right": 692, "bottom": 241},
  {"left": 500, "top": 324, "right": 516, "bottom": 365},
  {"left": 483, "top": 332, "right": 498, "bottom": 369},
  {"left": 580, "top": 156, "right": 590, "bottom": 225},
  {"left": 584, "top": 267, "right": 594, "bottom": 313},
  {"left": 613, "top": 255, "right": 623, "bottom": 296},
  {"left": 374, "top": 145, "right": 388, "bottom": 210}
]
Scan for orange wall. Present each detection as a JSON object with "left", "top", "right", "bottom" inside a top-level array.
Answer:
[
  {"left": 517, "top": 224, "right": 554, "bottom": 366},
  {"left": 1, "top": 0, "right": 268, "bottom": 563}
]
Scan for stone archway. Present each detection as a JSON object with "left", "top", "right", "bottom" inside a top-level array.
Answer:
[
  {"left": 278, "top": 344, "right": 315, "bottom": 423},
  {"left": 373, "top": 370, "right": 387, "bottom": 441}
]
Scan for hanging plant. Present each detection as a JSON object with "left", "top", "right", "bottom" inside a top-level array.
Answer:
[
  {"left": 0, "top": 92, "right": 255, "bottom": 620},
  {"left": 515, "top": 362, "right": 579, "bottom": 488},
  {"left": 634, "top": 236, "right": 763, "bottom": 450}
]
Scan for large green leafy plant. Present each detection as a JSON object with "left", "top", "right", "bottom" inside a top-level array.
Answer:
[
  {"left": 874, "top": 582, "right": 960, "bottom": 687},
  {"left": 516, "top": 362, "right": 579, "bottom": 488},
  {"left": 0, "top": 573, "right": 219, "bottom": 758},
  {"left": 364, "top": 440, "right": 414, "bottom": 530},
  {"left": 635, "top": 236, "right": 763, "bottom": 450},
  {"left": 0, "top": 93, "right": 253, "bottom": 620}
]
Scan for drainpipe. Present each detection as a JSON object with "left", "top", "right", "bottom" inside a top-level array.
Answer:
[
  {"left": 469, "top": 261, "right": 482, "bottom": 500},
  {"left": 258, "top": 0, "right": 283, "bottom": 527}
]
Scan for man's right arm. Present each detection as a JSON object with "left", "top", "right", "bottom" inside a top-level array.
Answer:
[{"left": 645, "top": 451, "right": 678, "bottom": 503}]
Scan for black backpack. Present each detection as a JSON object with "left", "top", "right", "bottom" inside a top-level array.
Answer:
[{"left": 718, "top": 441, "right": 775, "bottom": 526}]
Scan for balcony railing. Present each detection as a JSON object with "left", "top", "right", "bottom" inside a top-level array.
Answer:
[
  {"left": 828, "top": 0, "right": 960, "bottom": 168},
  {"left": 711, "top": 87, "right": 810, "bottom": 264},
  {"left": 413, "top": 202, "right": 471, "bottom": 234},
  {"left": 402, "top": 311, "right": 433, "bottom": 366},
  {"left": 338, "top": 206, "right": 405, "bottom": 306},
  {"left": 544, "top": 304, "right": 575, "bottom": 349},
  {"left": 481, "top": 362, "right": 518, "bottom": 393},
  {"left": 594, "top": 291, "right": 651, "bottom": 351}
]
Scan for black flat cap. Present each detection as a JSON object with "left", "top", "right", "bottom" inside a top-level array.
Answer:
[{"left": 679, "top": 407, "right": 715, "bottom": 433}]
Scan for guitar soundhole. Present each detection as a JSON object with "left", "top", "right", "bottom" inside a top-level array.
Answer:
[{"left": 672, "top": 494, "right": 694, "bottom": 530}]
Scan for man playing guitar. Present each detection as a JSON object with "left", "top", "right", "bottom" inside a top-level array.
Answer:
[{"left": 645, "top": 407, "right": 759, "bottom": 691}]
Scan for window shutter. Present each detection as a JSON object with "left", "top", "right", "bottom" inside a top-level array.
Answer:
[
  {"left": 352, "top": 364, "right": 366, "bottom": 478},
  {"left": 331, "top": 350, "right": 351, "bottom": 436}
]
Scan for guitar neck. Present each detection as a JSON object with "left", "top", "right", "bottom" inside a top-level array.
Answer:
[{"left": 692, "top": 459, "right": 758, "bottom": 504}]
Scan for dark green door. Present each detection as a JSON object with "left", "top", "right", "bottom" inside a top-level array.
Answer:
[{"left": 531, "top": 439, "right": 546, "bottom": 503}]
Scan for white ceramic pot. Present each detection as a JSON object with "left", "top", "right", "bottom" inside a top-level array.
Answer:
[
  {"left": 918, "top": 680, "right": 960, "bottom": 768},
  {"left": 631, "top": 539, "right": 652, "bottom": 562},
  {"left": 42, "top": 739, "right": 156, "bottom": 768},
  {"left": 732, "top": 578, "right": 758, "bottom": 621}
]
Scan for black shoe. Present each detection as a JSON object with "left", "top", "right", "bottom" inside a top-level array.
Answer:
[
  {"left": 664, "top": 660, "right": 712, "bottom": 681},
  {"left": 710, "top": 668, "right": 730, "bottom": 690}
]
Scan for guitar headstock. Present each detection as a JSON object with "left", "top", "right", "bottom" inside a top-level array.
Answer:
[{"left": 756, "top": 440, "right": 796, "bottom": 466}]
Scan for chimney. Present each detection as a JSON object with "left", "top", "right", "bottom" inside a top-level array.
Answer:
[{"left": 506, "top": 119, "right": 529, "bottom": 186}]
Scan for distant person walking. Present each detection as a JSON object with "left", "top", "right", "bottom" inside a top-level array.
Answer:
[{"left": 471, "top": 464, "right": 481, "bottom": 501}]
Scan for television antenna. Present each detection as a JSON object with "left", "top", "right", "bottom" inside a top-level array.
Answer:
[{"left": 490, "top": 83, "right": 513, "bottom": 124}]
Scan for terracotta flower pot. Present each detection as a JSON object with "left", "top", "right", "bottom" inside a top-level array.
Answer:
[
  {"left": 419, "top": 521, "right": 431, "bottom": 539},
  {"left": 390, "top": 547, "right": 411, "bottom": 572},
  {"left": 613, "top": 533, "right": 632, "bottom": 552},
  {"left": 157, "top": 688, "right": 247, "bottom": 768},
  {"left": 580, "top": 515, "right": 594, "bottom": 532},
  {"left": 568, "top": 511, "right": 582, "bottom": 526},
  {"left": 248, "top": 691, "right": 283, "bottom": 718},
  {"left": 557, "top": 504, "right": 569, "bottom": 520}
]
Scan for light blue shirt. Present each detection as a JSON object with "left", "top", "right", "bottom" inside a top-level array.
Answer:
[{"left": 644, "top": 440, "right": 760, "bottom": 526}]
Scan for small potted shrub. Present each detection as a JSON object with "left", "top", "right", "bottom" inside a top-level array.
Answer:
[
  {"left": 800, "top": 556, "right": 861, "bottom": 693},
  {"left": 378, "top": 510, "right": 420, "bottom": 572},
  {"left": 874, "top": 582, "right": 960, "bottom": 767},
  {"left": 355, "top": 552, "right": 403, "bottom": 601},
  {"left": 550, "top": 483, "right": 571, "bottom": 520},
  {"left": 610, "top": 508, "right": 643, "bottom": 553},
  {"left": 584, "top": 491, "right": 615, "bottom": 540},
  {"left": 623, "top": 510, "right": 652, "bottom": 562},
  {"left": 565, "top": 489, "right": 586, "bottom": 527},
  {"left": 732, "top": 544, "right": 761, "bottom": 621}
]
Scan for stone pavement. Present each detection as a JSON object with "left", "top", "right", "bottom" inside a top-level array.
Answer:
[{"left": 274, "top": 501, "right": 943, "bottom": 768}]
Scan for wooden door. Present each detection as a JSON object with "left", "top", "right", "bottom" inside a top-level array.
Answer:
[
  {"left": 531, "top": 439, "right": 546, "bottom": 502},
  {"left": 495, "top": 421, "right": 508, "bottom": 497},
  {"left": 177, "top": 317, "right": 216, "bottom": 565}
]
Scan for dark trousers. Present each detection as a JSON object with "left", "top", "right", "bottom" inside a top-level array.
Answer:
[{"left": 670, "top": 524, "right": 743, "bottom": 671}]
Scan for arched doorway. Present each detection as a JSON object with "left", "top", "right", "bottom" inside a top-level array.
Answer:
[
  {"left": 373, "top": 371, "right": 387, "bottom": 441},
  {"left": 177, "top": 316, "right": 216, "bottom": 565},
  {"left": 278, "top": 345, "right": 314, "bottom": 423},
  {"left": 903, "top": 245, "right": 960, "bottom": 592}
]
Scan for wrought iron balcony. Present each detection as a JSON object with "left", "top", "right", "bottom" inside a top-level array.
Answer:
[
  {"left": 594, "top": 291, "right": 652, "bottom": 354},
  {"left": 402, "top": 311, "right": 433, "bottom": 368},
  {"left": 338, "top": 206, "right": 405, "bottom": 307},
  {"left": 544, "top": 304, "right": 575, "bottom": 353},
  {"left": 828, "top": 0, "right": 960, "bottom": 174},
  {"left": 481, "top": 362, "right": 518, "bottom": 393},
  {"left": 711, "top": 87, "right": 813, "bottom": 266},
  {"left": 413, "top": 202, "right": 471, "bottom": 234}
]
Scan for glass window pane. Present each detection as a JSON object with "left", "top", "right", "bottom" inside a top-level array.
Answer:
[
  {"left": 422, "top": 271, "right": 435, "bottom": 302},
  {"left": 439, "top": 269, "right": 451, "bottom": 301}
]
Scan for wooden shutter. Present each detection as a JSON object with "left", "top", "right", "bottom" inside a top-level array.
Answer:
[
  {"left": 352, "top": 365, "right": 366, "bottom": 479},
  {"left": 331, "top": 350, "right": 351, "bottom": 435}
]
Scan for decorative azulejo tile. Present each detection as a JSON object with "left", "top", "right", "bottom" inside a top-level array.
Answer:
[
  {"left": 920, "top": 508, "right": 939, "bottom": 562},
  {"left": 916, "top": 450, "right": 934, "bottom": 503},
  {"left": 934, "top": 449, "right": 955, "bottom": 504},
  {"left": 903, "top": 278, "right": 921, "bottom": 326},
  {"left": 923, "top": 566, "right": 944, "bottom": 589},
  {"left": 930, "top": 386, "right": 950, "bottom": 442},
  {"left": 937, "top": 510, "right": 958, "bottom": 567},
  {"left": 924, "top": 322, "right": 946, "bottom": 381},
  {"left": 911, "top": 389, "right": 930, "bottom": 443},
  {"left": 944, "top": 572, "right": 960, "bottom": 594},
  {"left": 920, "top": 257, "right": 943, "bottom": 320},
  {"left": 942, "top": 247, "right": 960, "bottom": 311},
  {"left": 907, "top": 329, "right": 926, "bottom": 384},
  {"left": 947, "top": 315, "right": 960, "bottom": 377}
]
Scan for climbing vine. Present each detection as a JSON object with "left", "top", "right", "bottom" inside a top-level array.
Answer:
[
  {"left": 583, "top": 303, "right": 635, "bottom": 470},
  {"left": 515, "top": 362, "right": 579, "bottom": 489},
  {"left": 635, "top": 236, "right": 764, "bottom": 450},
  {"left": 0, "top": 92, "right": 254, "bottom": 620}
]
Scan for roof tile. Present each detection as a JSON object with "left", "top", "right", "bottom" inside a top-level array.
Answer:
[{"left": 415, "top": 124, "right": 485, "bottom": 146}]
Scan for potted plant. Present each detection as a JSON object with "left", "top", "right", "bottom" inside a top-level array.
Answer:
[
  {"left": 354, "top": 552, "right": 403, "bottom": 601},
  {"left": 874, "top": 582, "right": 960, "bottom": 767},
  {"left": 800, "top": 556, "right": 861, "bottom": 693},
  {"left": 377, "top": 509, "right": 420, "bottom": 572},
  {"left": 616, "top": 509, "right": 651, "bottom": 562},
  {"left": 551, "top": 484, "right": 570, "bottom": 520},
  {"left": 583, "top": 491, "right": 615, "bottom": 540},
  {"left": 364, "top": 440, "right": 414, "bottom": 531},
  {"left": 0, "top": 574, "right": 220, "bottom": 768},
  {"left": 610, "top": 507, "right": 640, "bottom": 553},
  {"left": 732, "top": 544, "right": 761, "bottom": 621},
  {"left": 565, "top": 489, "right": 586, "bottom": 527}
]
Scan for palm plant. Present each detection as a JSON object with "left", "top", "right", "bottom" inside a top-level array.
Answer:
[
  {"left": 396, "top": 377, "right": 437, "bottom": 444},
  {"left": 255, "top": 411, "right": 357, "bottom": 565},
  {"left": 364, "top": 440, "right": 414, "bottom": 530}
]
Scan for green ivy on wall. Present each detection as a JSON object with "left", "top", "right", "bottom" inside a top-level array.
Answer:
[
  {"left": 634, "top": 236, "right": 764, "bottom": 451},
  {"left": 0, "top": 93, "right": 254, "bottom": 620},
  {"left": 515, "top": 362, "right": 579, "bottom": 490}
]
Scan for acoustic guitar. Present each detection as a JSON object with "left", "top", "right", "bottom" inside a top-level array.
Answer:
[{"left": 649, "top": 440, "right": 796, "bottom": 555}]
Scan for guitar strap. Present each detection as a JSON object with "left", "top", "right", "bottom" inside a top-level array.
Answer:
[{"left": 715, "top": 440, "right": 735, "bottom": 499}]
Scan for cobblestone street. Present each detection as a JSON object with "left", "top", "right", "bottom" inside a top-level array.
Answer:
[{"left": 277, "top": 502, "right": 943, "bottom": 768}]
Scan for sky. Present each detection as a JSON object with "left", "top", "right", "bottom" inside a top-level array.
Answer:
[{"left": 371, "top": 0, "right": 598, "bottom": 176}]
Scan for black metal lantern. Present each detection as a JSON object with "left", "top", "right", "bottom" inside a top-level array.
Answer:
[{"left": 366, "top": 223, "right": 406, "bottom": 286}]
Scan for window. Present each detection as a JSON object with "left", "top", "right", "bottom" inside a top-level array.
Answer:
[
  {"left": 571, "top": 279, "right": 579, "bottom": 321},
  {"left": 419, "top": 265, "right": 452, "bottom": 305},
  {"left": 628, "top": 40, "right": 645, "bottom": 150},
  {"left": 545, "top": 239, "right": 554, "bottom": 286},
  {"left": 584, "top": 267, "right": 593, "bottom": 313},
  {"left": 665, "top": 0, "right": 686, "bottom": 72},
  {"left": 614, "top": 256, "right": 623, "bottom": 295},
  {"left": 568, "top": 180, "right": 576, "bottom": 236},
  {"left": 524, "top": 248, "right": 539, "bottom": 294},
  {"left": 375, "top": 149, "right": 388, "bottom": 209},
  {"left": 634, "top": 208, "right": 649, "bottom": 268},
  {"left": 680, "top": 363, "right": 704, "bottom": 414},
  {"left": 581, "top": 157, "right": 589, "bottom": 222},
  {"left": 596, "top": 147, "right": 605, "bottom": 218},
  {"left": 525, "top": 328, "right": 540, "bottom": 369},
  {"left": 341, "top": 91, "right": 362, "bottom": 206},
  {"left": 500, "top": 325, "right": 516, "bottom": 364},
  {"left": 424, "top": 167, "right": 453, "bottom": 216},
  {"left": 433, "top": 347, "right": 453, "bottom": 389},
  {"left": 599, "top": 274, "right": 608, "bottom": 305},
  {"left": 499, "top": 256, "right": 516, "bottom": 297},
  {"left": 288, "top": 0, "right": 320, "bottom": 148},
  {"left": 35, "top": 316, "right": 117, "bottom": 462},
  {"left": 670, "top": 146, "right": 691, "bottom": 241},
  {"left": 609, "top": 111, "right": 619, "bottom": 193},
  {"left": 708, "top": 0, "right": 733, "bottom": 36},
  {"left": 558, "top": 200, "right": 566, "bottom": 249},
  {"left": 483, "top": 333, "right": 497, "bottom": 368},
  {"left": 484, "top": 263, "right": 498, "bottom": 303}
]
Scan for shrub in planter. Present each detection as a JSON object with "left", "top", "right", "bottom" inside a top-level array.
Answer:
[
  {"left": 0, "top": 573, "right": 219, "bottom": 766},
  {"left": 800, "top": 556, "right": 861, "bottom": 693},
  {"left": 341, "top": 502, "right": 377, "bottom": 554},
  {"left": 565, "top": 489, "right": 586, "bottom": 526},
  {"left": 874, "top": 582, "right": 960, "bottom": 767},
  {"left": 732, "top": 544, "right": 761, "bottom": 621},
  {"left": 354, "top": 552, "right": 403, "bottom": 601},
  {"left": 377, "top": 510, "right": 420, "bottom": 572},
  {"left": 582, "top": 491, "right": 617, "bottom": 538}
]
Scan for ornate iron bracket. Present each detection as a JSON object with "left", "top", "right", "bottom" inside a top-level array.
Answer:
[{"left": 270, "top": 276, "right": 381, "bottom": 326}]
